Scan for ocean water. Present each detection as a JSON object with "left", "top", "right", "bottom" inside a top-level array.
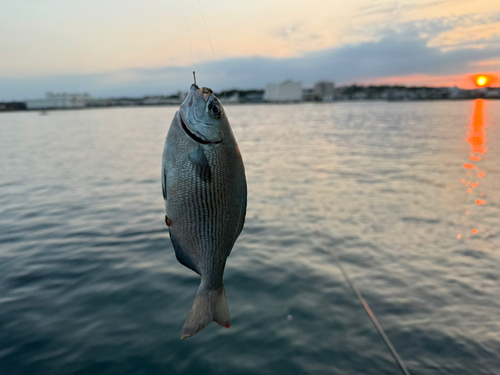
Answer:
[{"left": 0, "top": 100, "right": 499, "bottom": 375}]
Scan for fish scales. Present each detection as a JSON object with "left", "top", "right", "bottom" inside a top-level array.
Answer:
[{"left": 162, "top": 84, "right": 247, "bottom": 339}]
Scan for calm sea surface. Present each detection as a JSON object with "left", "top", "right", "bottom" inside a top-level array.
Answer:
[{"left": 0, "top": 101, "right": 499, "bottom": 375}]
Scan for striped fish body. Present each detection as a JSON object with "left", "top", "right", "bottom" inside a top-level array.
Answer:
[{"left": 162, "top": 84, "right": 247, "bottom": 339}]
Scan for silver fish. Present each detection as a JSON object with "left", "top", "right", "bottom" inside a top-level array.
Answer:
[{"left": 161, "top": 84, "right": 247, "bottom": 339}]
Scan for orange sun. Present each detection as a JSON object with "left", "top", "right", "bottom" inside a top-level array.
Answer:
[
  {"left": 477, "top": 76, "right": 488, "bottom": 86},
  {"left": 471, "top": 73, "right": 497, "bottom": 88}
]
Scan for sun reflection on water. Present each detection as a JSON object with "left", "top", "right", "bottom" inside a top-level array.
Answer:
[{"left": 457, "top": 99, "right": 488, "bottom": 239}]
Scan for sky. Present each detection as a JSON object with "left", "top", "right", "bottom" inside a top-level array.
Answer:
[{"left": 1, "top": 0, "right": 500, "bottom": 100}]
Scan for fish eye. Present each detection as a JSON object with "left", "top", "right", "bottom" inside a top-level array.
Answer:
[{"left": 209, "top": 102, "right": 221, "bottom": 117}]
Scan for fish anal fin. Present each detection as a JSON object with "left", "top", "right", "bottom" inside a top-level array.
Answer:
[{"left": 169, "top": 230, "right": 200, "bottom": 275}]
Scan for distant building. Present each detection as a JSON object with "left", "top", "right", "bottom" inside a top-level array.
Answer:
[
  {"left": 244, "top": 91, "right": 264, "bottom": 103},
  {"left": 387, "top": 89, "right": 409, "bottom": 101},
  {"left": 485, "top": 88, "right": 500, "bottom": 98},
  {"left": 141, "top": 97, "right": 170, "bottom": 105},
  {"left": 448, "top": 86, "right": 461, "bottom": 99},
  {"left": 220, "top": 92, "right": 240, "bottom": 104},
  {"left": 313, "top": 81, "right": 335, "bottom": 101},
  {"left": 140, "top": 96, "right": 184, "bottom": 105},
  {"left": 264, "top": 80, "right": 302, "bottom": 102},
  {"left": 302, "top": 88, "right": 314, "bottom": 102},
  {"left": 26, "top": 92, "right": 92, "bottom": 110},
  {"left": 353, "top": 91, "right": 369, "bottom": 100},
  {"left": 0, "top": 102, "right": 27, "bottom": 111}
]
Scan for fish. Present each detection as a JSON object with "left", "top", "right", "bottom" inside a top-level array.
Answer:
[{"left": 161, "top": 83, "right": 247, "bottom": 339}]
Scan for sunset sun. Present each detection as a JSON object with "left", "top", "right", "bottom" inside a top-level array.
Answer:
[{"left": 476, "top": 75, "right": 488, "bottom": 86}]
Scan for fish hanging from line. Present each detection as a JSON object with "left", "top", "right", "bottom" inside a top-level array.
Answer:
[{"left": 161, "top": 80, "right": 247, "bottom": 339}]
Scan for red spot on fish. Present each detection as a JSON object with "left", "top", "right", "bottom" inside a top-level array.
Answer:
[
  {"left": 477, "top": 171, "right": 486, "bottom": 178},
  {"left": 469, "top": 155, "right": 481, "bottom": 161},
  {"left": 467, "top": 188, "right": 472, "bottom": 193},
  {"left": 225, "top": 323, "right": 231, "bottom": 328},
  {"left": 471, "top": 228, "right": 478, "bottom": 234},
  {"left": 463, "top": 163, "right": 475, "bottom": 169},
  {"left": 165, "top": 215, "right": 171, "bottom": 227}
]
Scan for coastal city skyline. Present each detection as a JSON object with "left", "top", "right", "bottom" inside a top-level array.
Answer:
[{"left": 1, "top": 77, "right": 499, "bottom": 112}]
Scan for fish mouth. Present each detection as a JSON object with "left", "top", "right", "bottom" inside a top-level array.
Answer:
[
  {"left": 192, "top": 84, "right": 213, "bottom": 102},
  {"left": 187, "top": 85, "right": 213, "bottom": 107},
  {"left": 180, "top": 115, "right": 222, "bottom": 145}
]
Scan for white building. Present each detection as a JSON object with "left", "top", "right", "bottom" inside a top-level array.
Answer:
[
  {"left": 264, "top": 80, "right": 302, "bottom": 102},
  {"left": 313, "top": 81, "right": 335, "bottom": 101},
  {"left": 26, "top": 92, "right": 92, "bottom": 110}
]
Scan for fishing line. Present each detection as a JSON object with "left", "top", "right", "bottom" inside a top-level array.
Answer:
[
  {"left": 196, "top": 0, "right": 228, "bottom": 102},
  {"left": 329, "top": 249, "right": 411, "bottom": 375},
  {"left": 187, "top": 0, "right": 195, "bottom": 67},
  {"left": 309, "top": 232, "right": 411, "bottom": 375},
  {"left": 196, "top": 0, "right": 216, "bottom": 64}
]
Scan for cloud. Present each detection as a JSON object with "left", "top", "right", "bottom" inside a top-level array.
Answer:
[
  {"left": 347, "top": 10, "right": 500, "bottom": 50},
  {"left": 272, "top": 23, "right": 323, "bottom": 49},
  {"left": 2, "top": 28, "right": 500, "bottom": 100},
  {"left": 428, "top": 22, "right": 500, "bottom": 49},
  {"left": 471, "top": 58, "right": 500, "bottom": 67},
  {"left": 357, "top": 0, "right": 445, "bottom": 18}
]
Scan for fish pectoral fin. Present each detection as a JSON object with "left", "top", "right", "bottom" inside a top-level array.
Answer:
[
  {"left": 181, "top": 284, "right": 230, "bottom": 340},
  {"left": 161, "top": 166, "right": 168, "bottom": 201},
  {"left": 188, "top": 146, "right": 211, "bottom": 182},
  {"left": 169, "top": 230, "right": 200, "bottom": 275}
]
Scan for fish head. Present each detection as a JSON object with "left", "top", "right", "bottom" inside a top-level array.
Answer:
[{"left": 178, "top": 84, "right": 225, "bottom": 144}]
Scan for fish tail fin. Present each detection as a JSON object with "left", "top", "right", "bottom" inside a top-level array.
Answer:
[{"left": 181, "top": 283, "right": 230, "bottom": 340}]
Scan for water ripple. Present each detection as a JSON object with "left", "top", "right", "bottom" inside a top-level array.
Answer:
[{"left": 0, "top": 102, "right": 499, "bottom": 374}]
